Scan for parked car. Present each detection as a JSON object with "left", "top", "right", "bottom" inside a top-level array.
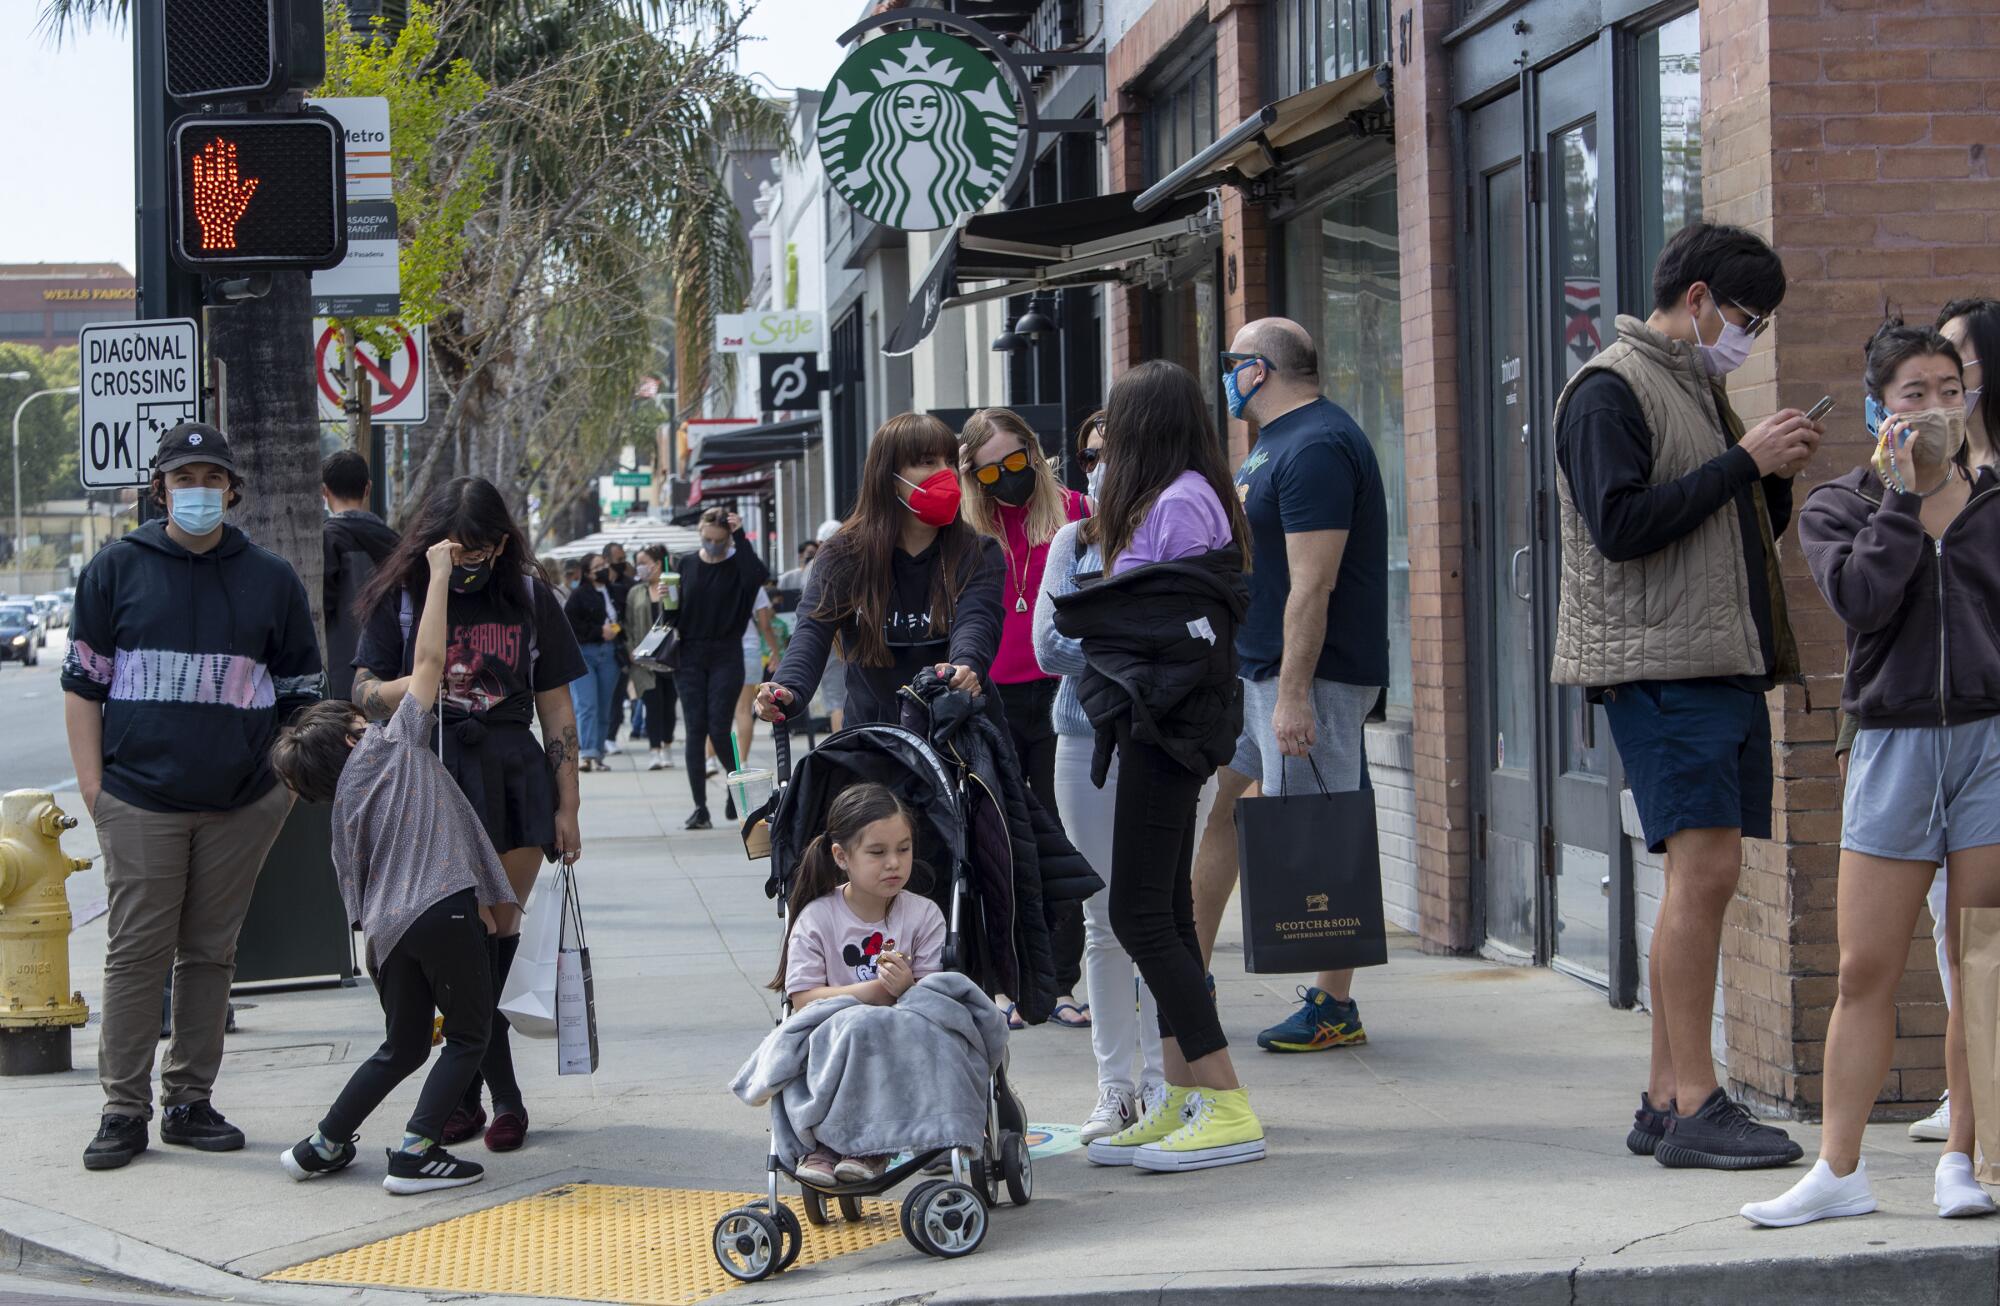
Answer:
[
  {"left": 2, "top": 599, "right": 47, "bottom": 648},
  {"left": 0, "top": 605, "right": 40, "bottom": 666},
  {"left": 33, "top": 593, "right": 68, "bottom": 628}
]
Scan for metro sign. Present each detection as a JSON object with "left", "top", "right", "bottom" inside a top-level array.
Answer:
[{"left": 170, "top": 112, "right": 347, "bottom": 271}]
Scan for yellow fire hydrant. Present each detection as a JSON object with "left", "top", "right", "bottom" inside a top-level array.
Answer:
[{"left": 0, "top": 789, "right": 92, "bottom": 1075}]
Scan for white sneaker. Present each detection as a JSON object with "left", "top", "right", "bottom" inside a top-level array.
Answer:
[
  {"left": 1936, "top": 1152, "right": 1998, "bottom": 1219},
  {"left": 1910, "top": 1093, "right": 1951, "bottom": 1142},
  {"left": 603, "top": 739, "right": 622, "bottom": 756},
  {"left": 1740, "top": 1159, "right": 1876, "bottom": 1228},
  {"left": 706, "top": 757, "right": 720, "bottom": 777},
  {"left": 647, "top": 749, "right": 667, "bottom": 771},
  {"left": 1081, "top": 1086, "right": 1137, "bottom": 1144}
]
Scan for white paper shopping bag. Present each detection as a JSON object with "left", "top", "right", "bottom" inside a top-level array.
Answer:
[{"left": 496, "top": 870, "right": 564, "bottom": 1040}]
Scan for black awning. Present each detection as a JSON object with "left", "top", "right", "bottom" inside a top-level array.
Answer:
[
  {"left": 688, "top": 415, "right": 823, "bottom": 470},
  {"left": 886, "top": 189, "right": 1217, "bottom": 355},
  {"left": 1134, "top": 64, "right": 1392, "bottom": 214}
]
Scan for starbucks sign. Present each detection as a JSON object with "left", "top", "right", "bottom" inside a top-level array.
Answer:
[{"left": 819, "top": 31, "right": 1021, "bottom": 232}]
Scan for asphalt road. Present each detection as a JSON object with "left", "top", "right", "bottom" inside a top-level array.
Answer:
[{"left": 0, "top": 623, "right": 79, "bottom": 795}]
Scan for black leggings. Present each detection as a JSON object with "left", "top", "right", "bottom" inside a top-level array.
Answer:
[
  {"left": 1108, "top": 736, "right": 1226, "bottom": 1062},
  {"left": 678, "top": 638, "right": 744, "bottom": 811},
  {"left": 998, "top": 678, "right": 1084, "bottom": 995},
  {"left": 323, "top": 891, "right": 491, "bottom": 1143},
  {"left": 643, "top": 680, "right": 676, "bottom": 748},
  {"left": 460, "top": 931, "right": 523, "bottom": 1114}
]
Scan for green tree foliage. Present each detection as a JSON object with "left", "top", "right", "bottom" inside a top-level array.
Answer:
[{"left": 0, "top": 345, "right": 83, "bottom": 520}]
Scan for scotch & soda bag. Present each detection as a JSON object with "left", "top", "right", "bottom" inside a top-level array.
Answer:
[{"left": 1235, "top": 755, "right": 1389, "bottom": 973}]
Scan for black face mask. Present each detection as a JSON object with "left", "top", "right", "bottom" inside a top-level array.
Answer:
[
  {"left": 988, "top": 465, "right": 1036, "bottom": 508},
  {"left": 592, "top": 568, "right": 611, "bottom": 584},
  {"left": 450, "top": 559, "right": 494, "bottom": 595}
]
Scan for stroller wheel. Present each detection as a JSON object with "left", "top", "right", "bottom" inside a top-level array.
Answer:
[
  {"left": 766, "top": 1201, "right": 803, "bottom": 1271},
  {"left": 904, "top": 1180, "right": 987, "bottom": 1259},
  {"left": 1001, "top": 1131, "right": 1033, "bottom": 1206},
  {"left": 800, "top": 1185, "right": 831, "bottom": 1227},
  {"left": 713, "top": 1207, "right": 781, "bottom": 1282},
  {"left": 838, "top": 1194, "right": 866, "bottom": 1223}
]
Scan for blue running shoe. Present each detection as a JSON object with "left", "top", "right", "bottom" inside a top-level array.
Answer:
[{"left": 1256, "top": 985, "right": 1366, "bottom": 1052}]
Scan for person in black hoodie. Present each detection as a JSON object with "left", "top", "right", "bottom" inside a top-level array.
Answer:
[
  {"left": 1746, "top": 324, "right": 2000, "bottom": 1228},
  {"left": 672, "top": 508, "right": 770, "bottom": 829},
  {"left": 757, "top": 413, "right": 1003, "bottom": 731},
  {"left": 321, "top": 450, "right": 400, "bottom": 702},
  {"left": 64, "top": 422, "right": 323, "bottom": 1172},
  {"left": 1052, "top": 361, "right": 1262, "bottom": 1176}
]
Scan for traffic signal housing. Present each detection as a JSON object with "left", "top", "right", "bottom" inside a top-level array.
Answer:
[
  {"left": 164, "top": 0, "right": 325, "bottom": 103},
  {"left": 170, "top": 112, "right": 348, "bottom": 271}
]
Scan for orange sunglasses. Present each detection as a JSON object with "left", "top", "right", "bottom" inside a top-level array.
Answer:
[{"left": 972, "top": 448, "right": 1031, "bottom": 486}]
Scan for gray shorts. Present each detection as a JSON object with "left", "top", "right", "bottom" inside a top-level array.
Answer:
[
  {"left": 1229, "top": 676, "right": 1377, "bottom": 794},
  {"left": 1843, "top": 716, "right": 2000, "bottom": 863},
  {"left": 818, "top": 652, "right": 848, "bottom": 713}
]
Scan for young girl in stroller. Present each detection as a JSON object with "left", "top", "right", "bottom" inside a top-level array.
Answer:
[{"left": 771, "top": 783, "right": 948, "bottom": 1187}]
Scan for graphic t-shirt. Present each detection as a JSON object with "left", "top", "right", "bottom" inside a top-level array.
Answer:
[
  {"left": 783, "top": 887, "right": 947, "bottom": 999},
  {"left": 353, "top": 578, "right": 587, "bottom": 716},
  {"left": 1233, "top": 397, "right": 1389, "bottom": 686}
]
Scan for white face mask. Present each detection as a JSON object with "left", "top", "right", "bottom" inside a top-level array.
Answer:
[
  {"left": 1693, "top": 297, "right": 1757, "bottom": 378},
  {"left": 1086, "top": 465, "right": 1105, "bottom": 498}
]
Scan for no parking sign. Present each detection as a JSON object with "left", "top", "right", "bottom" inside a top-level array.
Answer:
[{"left": 315, "top": 319, "right": 428, "bottom": 425}]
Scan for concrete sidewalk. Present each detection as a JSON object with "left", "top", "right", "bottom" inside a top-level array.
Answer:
[{"left": 6, "top": 745, "right": 1997, "bottom": 1306}]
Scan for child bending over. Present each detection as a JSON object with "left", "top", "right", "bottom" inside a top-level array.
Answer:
[
  {"left": 771, "top": 783, "right": 945, "bottom": 1186},
  {"left": 270, "top": 539, "right": 517, "bottom": 1195}
]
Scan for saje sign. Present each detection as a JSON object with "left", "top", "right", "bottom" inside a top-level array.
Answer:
[{"left": 715, "top": 310, "right": 822, "bottom": 355}]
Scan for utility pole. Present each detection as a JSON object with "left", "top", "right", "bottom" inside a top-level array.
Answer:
[{"left": 132, "top": 0, "right": 202, "bottom": 525}]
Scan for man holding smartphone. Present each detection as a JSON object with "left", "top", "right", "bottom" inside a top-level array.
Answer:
[{"left": 1552, "top": 223, "right": 1823, "bottom": 1171}]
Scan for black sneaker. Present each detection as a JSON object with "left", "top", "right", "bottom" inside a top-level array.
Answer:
[
  {"left": 685, "top": 808, "right": 712, "bottom": 831},
  {"left": 1655, "top": 1088, "right": 1802, "bottom": 1170},
  {"left": 1626, "top": 1092, "right": 1672, "bottom": 1156},
  {"left": 383, "top": 1145, "right": 485, "bottom": 1195},
  {"left": 83, "top": 1114, "right": 148, "bottom": 1171},
  {"left": 160, "top": 1100, "right": 246, "bottom": 1152},
  {"left": 281, "top": 1135, "right": 357, "bottom": 1181}
]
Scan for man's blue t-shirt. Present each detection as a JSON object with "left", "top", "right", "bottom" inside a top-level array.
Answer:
[{"left": 1233, "top": 396, "right": 1389, "bottom": 686}]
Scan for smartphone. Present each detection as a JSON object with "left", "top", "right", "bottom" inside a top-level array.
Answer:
[{"left": 1806, "top": 395, "right": 1836, "bottom": 422}]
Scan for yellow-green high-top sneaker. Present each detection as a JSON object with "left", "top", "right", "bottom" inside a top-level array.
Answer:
[
  {"left": 1085, "top": 1084, "right": 1194, "bottom": 1166},
  {"left": 1132, "top": 1087, "right": 1266, "bottom": 1172}
]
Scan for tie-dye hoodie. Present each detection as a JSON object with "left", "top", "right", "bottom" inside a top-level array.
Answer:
[{"left": 63, "top": 519, "right": 323, "bottom": 812}]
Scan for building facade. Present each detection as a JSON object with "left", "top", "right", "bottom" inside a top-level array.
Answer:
[{"left": 0, "top": 264, "right": 135, "bottom": 351}]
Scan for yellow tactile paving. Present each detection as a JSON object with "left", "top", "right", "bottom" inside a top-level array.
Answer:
[{"left": 266, "top": 1183, "right": 902, "bottom": 1304}]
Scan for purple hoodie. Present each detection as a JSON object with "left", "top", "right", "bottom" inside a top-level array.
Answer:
[{"left": 1798, "top": 464, "right": 2000, "bottom": 729}]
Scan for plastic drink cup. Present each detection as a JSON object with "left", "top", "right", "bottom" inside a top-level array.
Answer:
[
  {"left": 660, "top": 572, "right": 681, "bottom": 610},
  {"left": 727, "top": 767, "right": 775, "bottom": 816}
]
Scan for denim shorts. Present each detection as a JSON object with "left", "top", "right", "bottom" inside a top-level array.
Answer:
[
  {"left": 1602, "top": 679, "right": 1772, "bottom": 854},
  {"left": 1843, "top": 716, "right": 2000, "bottom": 864}
]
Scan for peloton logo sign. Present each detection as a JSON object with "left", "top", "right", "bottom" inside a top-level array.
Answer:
[{"left": 818, "top": 32, "right": 1020, "bottom": 232}]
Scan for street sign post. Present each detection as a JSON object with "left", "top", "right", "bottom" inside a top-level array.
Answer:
[
  {"left": 309, "top": 96, "right": 393, "bottom": 201},
  {"left": 612, "top": 471, "right": 650, "bottom": 487},
  {"left": 309, "top": 97, "right": 398, "bottom": 315},
  {"left": 77, "top": 318, "right": 200, "bottom": 489},
  {"left": 314, "top": 319, "right": 427, "bottom": 425}
]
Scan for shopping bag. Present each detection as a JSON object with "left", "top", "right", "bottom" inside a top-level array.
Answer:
[
  {"left": 496, "top": 873, "right": 563, "bottom": 1039},
  {"left": 631, "top": 619, "right": 679, "bottom": 672},
  {"left": 1235, "top": 755, "right": 1388, "bottom": 974},
  {"left": 1962, "top": 907, "right": 2000, "bottom": 1181},
  {"left": 556, "top": 867, "right": 600, "bottom": 1076}
]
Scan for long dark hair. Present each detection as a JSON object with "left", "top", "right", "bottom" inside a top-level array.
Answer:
[
  {"left": 1083, "top": 360, "right": 1250, "bottom": 569},
  {"left": 356, "top": 477, "right": 543, "bottom": 630},
  {"left": 1939, "top": 297, "right": 2000, "bottom": 460},
  {"left": 770, "top": 784, "right": 917, "bottom": 992},
  {"left": 811, "top": 413, "right": 984, "bottom": 667}
]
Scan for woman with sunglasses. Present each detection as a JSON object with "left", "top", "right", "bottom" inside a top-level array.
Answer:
[{"left": 958, "top": 408, "right": 1095, "bottom": 1029}]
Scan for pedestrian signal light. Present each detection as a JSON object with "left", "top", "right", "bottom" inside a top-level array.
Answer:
[
  {"left": 164, "top": 0, "right": 325, "bottom": 103},
  {"left": 170, "top": 114, "right": 347, "bottom": 271}
]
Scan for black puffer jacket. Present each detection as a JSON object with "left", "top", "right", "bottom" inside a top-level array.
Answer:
[
  {"left": 1052, "top": 547, "right": 1249, "bottom": 783},
  {"left": 901, "top": 671, "right": 1103, "bottom": 1026}
]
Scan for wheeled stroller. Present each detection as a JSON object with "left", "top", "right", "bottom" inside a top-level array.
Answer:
[{"left": 711, "top": 706, "right": 1034, "bottom": 1282}]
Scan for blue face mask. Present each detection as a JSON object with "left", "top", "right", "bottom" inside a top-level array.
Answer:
[
  {"left": 1223, "top": 359, "right": 1266, "bottom": 420},
  {"left": 1865, "top": 393, "right": 1888, "bottom": 439},
  {"left": 168, "top": 485, "right": 225, "bottom": 535}
]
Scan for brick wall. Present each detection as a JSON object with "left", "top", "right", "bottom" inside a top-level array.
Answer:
[
  {"left": 1368, "top": 724, "right": 1421, "bottom": 932},
  {"left": 1392, "top": 0, "right": 1474, "bottom": 952},
  {"left": 1705, "top": 0, "right": 1995, "bottom": 1117}
]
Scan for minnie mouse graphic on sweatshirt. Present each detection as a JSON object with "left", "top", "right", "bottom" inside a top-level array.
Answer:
[{"left": 783, "top": 886, "right": 947, "bottom": 994}]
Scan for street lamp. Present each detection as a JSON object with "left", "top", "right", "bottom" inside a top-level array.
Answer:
[{"left": 10, "top": 384, "right": 80, "bottom": 595}]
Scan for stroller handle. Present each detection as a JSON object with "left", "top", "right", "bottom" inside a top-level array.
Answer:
[{"left": 773, "top": 716, "right": 792, "bottom": 785}]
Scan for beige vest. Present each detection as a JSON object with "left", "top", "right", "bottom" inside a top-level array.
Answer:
[{"left": 1551, "top": 315, "right": 1795, "bottom": 687}]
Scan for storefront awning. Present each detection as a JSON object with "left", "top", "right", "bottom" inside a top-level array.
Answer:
[
  {"left": 688, "top": 415, "right": 822, "bottom": 471},
  {"left": 886, "top": 189, "right": 1219, "bottom": 355},
  {"left": 1134, "top": 64, "right": 1393, "bottom": 214}
]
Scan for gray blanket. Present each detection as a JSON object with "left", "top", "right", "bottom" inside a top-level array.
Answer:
[{"left": 730, "top": 972, "right": 1009, "bottom": 1167}]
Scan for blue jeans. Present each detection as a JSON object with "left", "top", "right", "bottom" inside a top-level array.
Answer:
[{"left": 570, "top": 641, "right": 621, "bottom": 759}]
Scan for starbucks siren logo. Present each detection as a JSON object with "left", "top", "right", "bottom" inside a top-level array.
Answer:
[{"left": 819, "top": 32, "right": 1020, "bottom": 232}]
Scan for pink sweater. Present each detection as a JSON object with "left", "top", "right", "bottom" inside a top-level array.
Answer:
[{"left": 993, "top": 489, "right": 1087, "bottom": 685}]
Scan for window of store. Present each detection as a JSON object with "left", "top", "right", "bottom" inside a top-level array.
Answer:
[
  {"left": 1273, "top": 0, "right": 1393, "bottom": 99},
  {"left": 1281, "top": 165, "right": 1410, "bottom": 714},
  {"left": 1633, "top": 9, "right": 1701, "bottom": 288},
  {"left": 1142, "top": 46, "right": 1223, "bottom": 435},
  {"left": 1144, "top": 56, "right": 1216, "bottom": 182}
]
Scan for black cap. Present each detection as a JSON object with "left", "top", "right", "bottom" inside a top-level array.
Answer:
[{"left": 153, "top": 421, "right": 237, "bottom": 476}]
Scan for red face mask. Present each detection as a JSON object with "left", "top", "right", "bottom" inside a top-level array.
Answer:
[{"left": 897, "top": 468, "right": 961, "bottom": 527}]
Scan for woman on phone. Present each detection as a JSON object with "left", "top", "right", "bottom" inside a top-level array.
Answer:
[
  {"left": 351, "top": 476, "right": 586, "bottom": 1154},
  {"left": 1745, "top": 322, "right": 2000, "bottom": 1226},
  {"left": 757, "top": 414, "right": 1003, "bottom": 728}
]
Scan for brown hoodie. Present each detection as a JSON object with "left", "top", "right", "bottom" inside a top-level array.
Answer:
[{"left": 1799, "top": 464, "right": 2000, "bottom": 729}]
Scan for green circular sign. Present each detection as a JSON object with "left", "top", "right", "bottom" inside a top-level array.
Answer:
[{"left": 818, "top": 31, "right": 1021, "bottom": 232}]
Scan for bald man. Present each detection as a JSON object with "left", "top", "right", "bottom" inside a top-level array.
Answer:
[{"left": 1190, "top": 317, "right": 1391, "bottom": 1053}]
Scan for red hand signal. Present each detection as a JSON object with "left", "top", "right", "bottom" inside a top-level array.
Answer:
[{"left": 190, "top": 138, "right": 261, "bottom": 251}]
